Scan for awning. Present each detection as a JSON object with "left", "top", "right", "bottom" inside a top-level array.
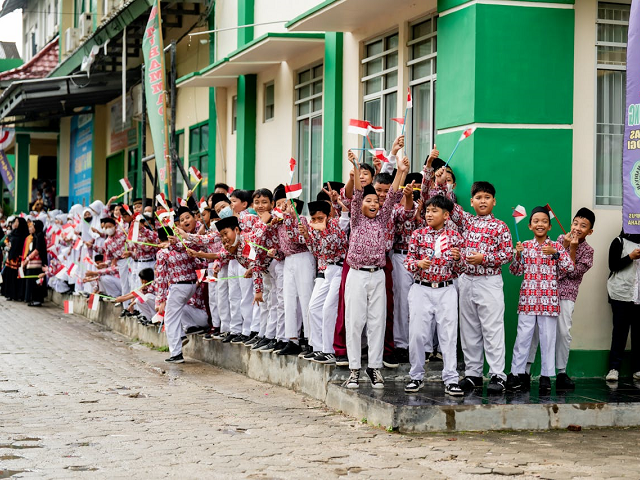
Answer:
[
  {"left": 178, "top": 32, "right": 324, "bottom": 88},
  {"left": 286, "top": 0, "right": 421, "bottom": 32},
  {"left": 0, "top": 71, "right": 141, "bottom": 124}
]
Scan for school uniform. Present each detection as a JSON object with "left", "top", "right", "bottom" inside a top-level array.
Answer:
[
  {"left": 129, "top": 223, "right": 158, "bottom": 292},
  {"left": 509, "top": 238, "right": 574, "bottom": 377},
  {"left": 345, "top": 187, "right": 402, "bottom": 370},
  {"left": 94, "top": 228, "right": 126, "bottom": 299},
  {"left": 136, "top": 283, "right": 158, "bottom": 322}
]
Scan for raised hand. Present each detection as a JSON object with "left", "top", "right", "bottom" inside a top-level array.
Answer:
[{"left": 391, "top": 135, "right": 405, "bottom": 155}]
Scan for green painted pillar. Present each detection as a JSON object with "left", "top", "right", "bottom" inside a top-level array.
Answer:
[
  {"left": 237, "top": 0, "right": 255, "bottom": 48},
  {"left": 323, "top": 32, "right": 343, "bottom": 183},
  {"left": 236, "top": 74, "right": 257, "bottom": 189},
  {"left": 436, "top": 0, "right": 575, "bottom": 374},
  {"left": 15, "top": 133, "right": 30, "bottom": 212},
  {"left": 207, "top": 8, "right": 217, "bottom": 189}
]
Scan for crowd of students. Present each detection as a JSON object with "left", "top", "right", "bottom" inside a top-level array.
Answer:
[{"left": 4, "top": 132, "right": 640, "bottom": 395}]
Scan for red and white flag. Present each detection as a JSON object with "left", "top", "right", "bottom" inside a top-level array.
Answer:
[
  {"left": 83, "top": 256, "right": 97, "bottom": 266},
  {"left": 285, "top": 183, "right": 303, "bottom": 199},
  {"left": 157, "top": 209, "right": 175, "bottom": 228},
  {"left": 272, "top": 208, "right": 284, "bottom": 220},
  {"left": 348, "top": 119, "right": 371, "bottom": 136},
  {"left": 151, "top": 312, "right": 164, "bottom": 325},
  {"left": 132, "top": 289, "right": 147, "bottom": 304},
  {"left": 122, "top": 204, "right": 133, "bottom": 217},
  {"left": 119, "top": 178, "right": 133, "bottom": 193},
  {"left": 127, "top": 219, "right": 140, "bottom": 243},
  {"left": 544, "top": 204, "right": 556, "bottom": 220},
  {"left": 406, "top": 88, "right": 413, "bottom": 109},
  {"left": 391, "top": 117, "right": 405, "bottom": 125},
  {"left": 198, "top": 196, "right": 207, "bottom": 213},
  {"left": 368, "top": 124, "right": 384, "bottom": 133},
  {"left": 242, "top": 242, "right": 257, "bottom": 261},
  {"left": 156, "top": 193, "right": 170, "bottom": 211},
  {"left": 50, "top": 264, "right": 65, "bottom": 278},
  {"left": 289, "top": 158, "right": 297, "bottom": 181},
  {"left": 196, "top": 269, "right": 207, "bottom": 283},
  {"left": 189, "top": 166, "right": 203, "bottom": 181},
  {"left": 73, "top": 238, "right": 82, "bottom": 251},
  {"left": 62, "top": 223, "right": 75, "bottom": 237},
  {"left": 18, "top": 267, "right": 24, "bottom": 278},
  {"left": 88, "top": 294, "right": 100, "bottom": 311},
  {"left": 177, "top": 197, "right": 188, "bottom": 208},
  {"left": 67, "top": 263, "right": 79, "bottom": 278},
  {"left": 368, "top": 148, "right": 389, "bottom": 163},
  {"left": 512, "top": 205, "right": 527, "bottom": 224},
  {"left": 434, "top": 235, "right": 449, "bottom": 258},
  {"left": 64, "top": 300, "right": 74, "bottom": 314},
  {"left": 459, "top": 127, "right": 476, "bottom": 141}
]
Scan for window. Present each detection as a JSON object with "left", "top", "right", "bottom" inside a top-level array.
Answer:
[
  {"left": 596, "top": 2, "right": 630, "bottom": 206},
  {"left": 189, "top": 123, "right": 208, "bottom": 197},
  {"left": 231, "top": 96, "right": 237, "bottom": 133},
  {"left": 127, "top": 148, "right": 138, "bottom": 198},
  {"left": 408, "top": 15, "right": 437, "bottom": 171},
  {"left": 264, "top": 82, "right": 275, "bottom": 122},
  {"left": 295, "top": 63, "right": 323, "bottom": 205},
  {"left": 362, "top": 32, "right": 398, "bottom": 162}
]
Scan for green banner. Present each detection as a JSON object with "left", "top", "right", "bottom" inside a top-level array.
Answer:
[{"left": 142, "top": 0, "right": 170, "bottom": 194}]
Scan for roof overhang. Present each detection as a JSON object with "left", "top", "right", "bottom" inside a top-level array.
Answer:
[
  {"left": 178, "top": 32, "right": 324, "bottom": 88},
  {"left": 0, "top": 0, "right": 26, "bottom": 18},
  {"left": 0, "top": 71, "right": 141, "bottom": 124},
  {"left": 286, "top": 0, "right": 421, "bottom": 32}
]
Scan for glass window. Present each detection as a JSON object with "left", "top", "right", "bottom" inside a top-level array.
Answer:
[
  {"left": 232, "top": 96, "right": 237, "bottom": 133},
  {"left": 295, "top": 64, "right": 323, "bottom": 205},
  {"left": 188, "top": 124, "right": 208, "bottom": 197},
  {"left": 362, "top": 32, "right": 399, "bottom": 161},
  {"left": 408, "top": 16, "right": 437, "bottom": 171},
  {"left": 264, "top": 82, "right": 275, "bottom": 122},
  {"left": 127, "top": 148, "right": 138, "bottom": 198},
  {"left": 596, "top": 2, "right": 630, "bottom": 206}
]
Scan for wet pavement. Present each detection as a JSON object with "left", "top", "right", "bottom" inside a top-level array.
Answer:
[{"left": 1, "top": 297, "right": 640, "bottom": 478}]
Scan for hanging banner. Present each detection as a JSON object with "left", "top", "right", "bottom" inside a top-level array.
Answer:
[
  {"left": 69, "top": 114, "right": 93, "bottom": 206},
  {"left": 142, "top": 0, "right": 171, "bottom": 196},
  {"left": 0, "top": 127, "right": 15, "bottom": 150},
  {"left": 0, "top": 149, "right": 15, "bottom": 195},
  {"left": 624, "top": 0, "right": 640, "bottom": 232}
]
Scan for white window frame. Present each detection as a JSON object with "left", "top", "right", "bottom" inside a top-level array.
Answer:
[
  {"left": 594, "top": 0, "right": 630, "bottom": 207},
  {"left": 264, "top": 81, "right": 275, "bottom": 123}
]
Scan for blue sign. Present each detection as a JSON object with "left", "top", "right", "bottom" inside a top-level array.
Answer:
[
  {"left": 0, "top": 149, "right": 15, "bottom": 195},
  {"left": 69, "top": 114, "right": 93, "bottom": 206}
]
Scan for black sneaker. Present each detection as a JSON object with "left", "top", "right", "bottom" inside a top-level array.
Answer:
[
  {"left": 244, "top": 334, "right": 260, "bottom": 346},
  {"left": 335, "top": 355, "right": 349, "bottom": 367},
  {"left": 231, "top": 334, "right": 248, "bottom": 344},
  {"left": 203, "top": 333, "right": 213, "bottom": 341},
  {"left": 506, "top": 373, "right": 522, "bottom": 391},
  {"left": 165, "top": 354, "right": 184, "bottom": 364},
  {"left": 539, "top": 375, "right": 552, "bottom": 392},
  {"left": 459, "top": 376, "right": 483, "bottom": 392},
  {"left": 365, "top": 367, "right": 385, "bottom": 389},
  {"left": 429, "top": 351, "right": 443, "bottom": 363},
  {"left": 298, "top": 344, "right": 312, "bottom": 359},
  {"left": 345, "top": 369, "right": 360, "bottom": 389},
  {"left": 119, "top": 310, "right": 128, "bottom": 318},
  {"left": 212, "top": 329, "right": 225, "bottom": 340},
  {"left": 395, "top": 347, "right": 410, "bottom": 364},
  {"left": 519, "top": 372, "right": 531, "bottom": 391},
  {"left": 272, "top": 340, "right": 288, "bottom": 353},
  {"left": 259, "top": 339, "right": 278, "bottom": 353},
  {"left": 445, "top": 383, "right": 464, "bottom": 396},
  {"left": 404, "top": 379, "right": 423, "bottom": 393},
  {"left": 181, "top": 336, "right": 189, "bottom": 347},
  {"left": 185, "top": 326, "right": 207, "bottom": 335},
  {"left": 252, "top": 337, "right": 271, "bottom": 350},
  {"left": 277, "top": 341, "right": 302, "bottom": 356},
  {"left": 556, "top": 372, "right": 575, "bottom": 391},
  {"left": 487, "top": 375, "right": 506, "bottom": 394},
  {"left": 303, "top": 350, "right": 318, "bottom": 361},
  {"left": 222, "top": 333, "right": 236, "bottom": 343},
  {"left": 313, "top": 353, "right": 336, "bottom": 364},
  {"left": 383, "top": 353, "right": 399, "bottom": 369}
]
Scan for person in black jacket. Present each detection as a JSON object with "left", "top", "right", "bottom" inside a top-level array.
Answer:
[
  {"left": 4, "top": 217, "right": 29, "bottom": 301},
  {"left": 22, "top": 219, "right": 48, "bottom": 306}
]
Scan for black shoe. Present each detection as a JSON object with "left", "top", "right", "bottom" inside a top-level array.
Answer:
[
  {"left": 556, "top": 372, "right": 575, "bottom": 391},
  {"left": 459, "top": 376, "right": 483, "bottom": 392},
  {"left": 445, "top": 383, "right": 464, "bottom": 396},
  {"left": 119, "top": 310, "right": 128, "bottom": 318},
  {"left": 252, "top": 337, "right": 271, "bottom": 350},
  {"left": 231, "top": 334, "right": 248, "bottom": 344},
  {"left": 28, "top": 301, "right": 42, "bottom": 307},
  {"left": 259, "top": 339, "right": 278, "bottom": 353},
  {"left": 487, "top": 375, "right": 506, "bottom": 394},
  {"left": 519, "top": 372, "right": 531, "bottom": 391},
  {"left": 539, "top": 376, "right": 551, "bottom": 392},
  {"left": 395, "top": 347, "right": 410, "bottom": 364},
  {"left": 335, "top": 355, "right": 349, "bottom": 367},
  {"left": 212, "top": 328, "right": 224, "bottom": 340},
  {"left": 506, "top": 373, "right": 522, "bottom": 391},
  {"left": 313, "top": 353, "right": 336, "bottom": 364},
  {"left": 185, "top": 326, "right": 207, "bottom": 335},
  {"left": 272, "top": 340, "right": 288, "bottom": 354},
  {"left": 277, "top": 341, "right": 302, "bottom": 356},
  {"left": 244, "top": 334, "right": 260, "bottom": 346},
  {"left": 222, "top": 333, "right": 236, "bottom": 343},
  {"left": 181, "top": 336, "right": 189, "bottom": 347},
  {"left": 203, "top": 333, "right": 213, "bottom": 341},
  {"left": 299, "top": 345, "right": 312, "bottom": 358},
  {"left": 429, "top": 351, "right": 443, "bottom": 362},
  {"left": 303, "top": 350, "right": 319, "bottom": 361},
  {"left": 383, "top": 353, "right": 399, "bottom": 369},
  {"left": 165, "top": 354, "right": 184, "bottom": 364},
  {"left": 365, "top": 367, "right": 385, "bottom": 389},
  {"left": 404, "top": 379, "right": 423, "bottom": 393}
]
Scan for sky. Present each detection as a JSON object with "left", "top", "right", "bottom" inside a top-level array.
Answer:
[{"left": 0, "top": 9, "right": 23, "bottom": 57}]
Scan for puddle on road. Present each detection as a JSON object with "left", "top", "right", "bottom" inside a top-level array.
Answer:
[
  {"left": 0, "top": 391, "right": 18, "bottom": 394},
  {"left": 0, "top": 444, "right": 42, "bottom": 450},
  {"left": 12, "top": 438, "right": 40, "bottom": 442},
  {"left": 0, "top": 470, "right": 29, "bottom": 478},
  {"left": 0, "top": 455, "right": 22, "bottom": 460},
  {"left": 67, "top": 442, "right": 92, "bottom": 448},
  {"left": 65, "top": 466, "right": 98, "bottom": 471}
]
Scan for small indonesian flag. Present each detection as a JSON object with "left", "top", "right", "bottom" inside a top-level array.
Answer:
[
  {"left": 122, "top": 204, "right": 133, "bottom": 217},
  {"left": 73, "top": 238, "right": 82, "bottom": 250},
  {"left": 196, "top": 269, "right": 215, "bottom": 283},
  {"left": 151, "top": 312, "right": 164, "bottom": 325},
  {"left": 242, "top": 242, "right": 257, "bottom": 261},
  {"left": 459, "top": 127, "right": 476, "bottom": 141},
  {"left": 289, "top": 158, "right": 297, "bottom": 179},
  {"left": 51, "top": 264, "right": 65, "bottom": 278},
  {"left": 157, "top": 209, "right": 175, "bottom": 228},
  {"left": 368, "top": 148, "right": 389, "bottom": 162},
  {"left": 189, "top": 166, "right": 203, "bottom": 181},
  {"left": 285, "top": 183, "right": 303, "bottom": 199},
  {"left": 64, "top": 300, "right": 74, "bottom": 314},
  {"left": 272, "top": 208, "right": 284, "bottom": 219},
  {"left": 132, "top": 289, "right": 147, "bottom": 303},
  {"left": 391, "top": 117, "right": 404, "bottom": 125},
  {"left": 198, "top": 196, "right": 207, "bottom": 214},
  {"left": 18, "top": 266, "right": 24, "bottom": 278},
  {"left": 83, "top": 256, "right": 97, "bottom": 266},
  {"left": 67, "top": 263, "right": 79, "bottom": 278},
  {"left": 119, "top": 178, "right": 133, "bottom": 192},
  {"left": 434, "top": 235, "right": 449, "bottom": 258},
  {"left": 46, "top": 225, "right": 53, "bottom": 235},
  {"left": 512, "top": 205, "right": 527, "bottom": 224},
  {"left": 177, "top": 197, "right": 188, "bottom": 208},
  {"left": 544, "top": 204, "right": 556, "bottom": 220},
  {"left": 62, "top": 223, "right": 75, "bottom": 236},
  {"left": 156, "top": 193, "right": 170, "bottom": 211},
  {"left": 88, "top": 294, "right": 99, "bottom": 311},
  {"left": 348, "top": 119, "right": 371, "bottom": 136},
  {"left": 368, "top": 124, "right": 384, "bottom": 133},
  {"left": 406, "top": 88, "right": 413, "bottom": 109},
  {"left": 127, "top": 218, "right": 140, "bottom": 242}
]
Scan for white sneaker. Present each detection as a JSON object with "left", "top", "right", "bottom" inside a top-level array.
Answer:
[
  {"left": 606, "top": 369, "right": 619, "bottom": 382},
  {"left": 633, "top": 371, "right": 640, "bottom": 380}
]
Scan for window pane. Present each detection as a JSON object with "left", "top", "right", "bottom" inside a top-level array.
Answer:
[
  {"left": 385, "top": 71, "right": 398, "bottom": 89},
  {"left": 412, "top": 59, "right": 432, "bottom": 79},
  {"left": 310, "top": 115, "right": 323, "bottom": 205},
  {"left": 313, "top": 65, "right": 323, "bottom": 78},
  {"left": 177, "top": 132, "right": 184, "bottom": 159},
  {"left": 386, "top": 33, "right": 398, "bottom": 50},
  {"left": 366, "top": 39, "right": 383, "bottom": 57},
  {"left": 200, "top": 125, "right": 208, "bottom": 152},
  {"left": 298, "top": 101, "right": 310, "bottom": 116},
  {"left": 366, "top": 57, "right": 383, "bottom": 76},
  {"left": 313, "top": 97, "right": 322, "bottom": 113},
  {"left": 189, "top": 129, "right": 199, "bottom": 155},
  {"left": 313, "top": 80, "right": 323, "bottom": 95},
  {"left": 364, "top": 99, "right": 382, "bottom": 161},
  {"left": 412, "top": 82, "right": 432, "bottom": 171},
  {"left": 265, "top": 83, "right": 275, "bottom": 121},
  {"left": 384, "top": 93, "right": 398, "bottom": 152},
  {"left": 365, "top": 77, "right": 382, "bottom": 95},
  {"left": 298, "top": 118, "right": 311, "bottom": 201},
  {"left": 386, "top": 51, "right": 398, "bottom": 69},
  {"left": 299, "top": 69, "right": 311, "bottom": 84},
  {"left": 299, "top": 84, "right": 311, "bottom": 101}
]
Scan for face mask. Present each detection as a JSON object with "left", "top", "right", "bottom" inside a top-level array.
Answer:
[
  {"left": 231, "top": 234, "right": 239, "bottom": 247},
  {"left": 144, "top": 212, "right": 152, "bottom": 219},
  {"left": 84, "top": 216, "right": 92, "bottom": 223},
  {"left": 105, "top": 227, "right": 116, "bottom": 236},
  {"left": 219, "top": 206, "right": 233, "bottom": 219}
]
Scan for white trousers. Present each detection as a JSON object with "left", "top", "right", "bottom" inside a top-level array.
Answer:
[
  {"left": 228, "top": 260, "right": 253, "bottom": 335},
  {"left": 391, "top": 252, "right": 413, "bottom": 349},
  {"left": 129, "top": 260, "right": 155, "bottom": 292},
  {"left": 527, "top": 299, "right": 574, "bottom": 373},
  {"left": 217, "top": 264, "right": 231, "bottom": 332},
  {"left": 308, "top": 264, "right": 342, "bottom": 353},
  {"left": 459, "top": 274, "right": 506, "bottom": 380},
  {"left": 137, "top": 294, "right": 157, "bottom": 322},
  {"left": 258, "top": 268, "right": 275, "bottom": 338},
  {"left": 408, "top": 283, "right": 459, "bottom": 384},
  {"left": 345, "top": 269, "right": 386, "bottom": 370},
  {"left": 512, "top": 314, "right": 557, "bottom": 377},
  {"left": 117, "top": 259, "right": 131, "bottom": 307},
  {"left": 270, "top": 260, "right": 286, "bottom": 341},
  {"left": 164, "top": 283, "right": 196, "bottom": 357},
  {"left": 98, "top": 275, "right": 122, "bottom": 299},
  {"left": 283, "top": 251, "right": 316, "bottom": 339}
]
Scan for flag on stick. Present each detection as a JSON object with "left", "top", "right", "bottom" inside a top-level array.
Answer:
[
  {"left": 285, "top": 183, "right": 303, "bottom": 199},
  {"left": 289, "top": 158, "right": 297, "bottom": 182},
  {"left": 544, "top": 203, "right": 566, "bottom": 234},
  {"left": 127, "top": 218, "right": 140, "bottom": 243},
  {"left": 73, "top": 238, "right": 82, "bottom": 250},
  {"left": 189, "top": 166, "right": 202, "bottom": 181},
  {"left": 348, "top": 119, "right": 371, "bottom": 136},
  {"left": 18, "top": 266, "right": 24, "bottom": 278},
  {"left": 368, "top": 148, "right": 389, "bottom": 163},
  {"left": 406, "top": 88, "right": 413, "bottom": 109},
  {"left": 132, "top": 289, "right": 147, "bottom": 303},
  {"left": 433, "top": 235, "right": 449, "bottom": 258},
  {"left": 391, "top": 117, "right": 404, "bottom": 125},
  {"left": 444, "top": 127, "right": 477, "bottom": 169},
  {"left": 512, "top": 205, "right": 527, "bottom": 244},
  {"left": 156, "top": 193, "right": 170, "bottom": 211},
  {"left": 242, "top": 242, "right": 257, "bottom": 261},
  {"left": 177, "top": 197, "right": 187, "bottom": 207},
  {"left": 64, "top": 300, "right": 74, "bottom": 314},
  {"left": 119, "top": 178, "right": 133, "bottom": 193},
  {"left": 67, "top": 263, "right": 79, "bottom": 278},
  {"left": 88, "top": 294, "right": 100, "bottom": 311}
]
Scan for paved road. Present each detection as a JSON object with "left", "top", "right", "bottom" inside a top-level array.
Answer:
[{"left": 0, "top": 298, "right": 639, "bottom": 479}]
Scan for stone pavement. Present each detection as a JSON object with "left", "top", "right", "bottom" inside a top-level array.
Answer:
[{"left": 0, "top": 299, "right": 639, "bottom": 479}]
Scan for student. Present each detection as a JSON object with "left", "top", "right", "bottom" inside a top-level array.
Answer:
[
  {"left": 208, "top": 193, "right": 233, "bottom": 338},
  {"left": 22, "top": 219, "right": 48, "bottom": 307},
  {"left": 297, "top": 200, "right": 348, "bottom": 363},
  {"left": 507, "top": 207, "right": 574, "bottom": 392},
  {"left": 605, "top": 230, "right": 640, "bottom": 382},
  {"left": 87, "top": 217, "right": 126, "bottom": 299},
  {"left": 526, "top": 208, "right": 595, "bottom": 390},
  {"left": 443, "top": 174, "right": 514, "bottom": 394},
  {"left": 403, "top": 195, "right": 464, "bottom": 395},
  {"left": 214, "top": 183, "right": 231, "bottom": 195},
  {"left": 343, "top": 152, "right": 408, "bottom": 389},
  {"left": 114, "top": 268, "right": 156, "bottom": 324}
]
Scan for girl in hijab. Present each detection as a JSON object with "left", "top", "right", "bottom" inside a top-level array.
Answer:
[
  {"left": 4, "top": 217, "right": 29, "bottom": 301},
  {"left": 22, "top": 220, "right": 48, "bottom": 306},
  {"left": 605, "top": 230, "right": 640, "bottom": 382}
]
